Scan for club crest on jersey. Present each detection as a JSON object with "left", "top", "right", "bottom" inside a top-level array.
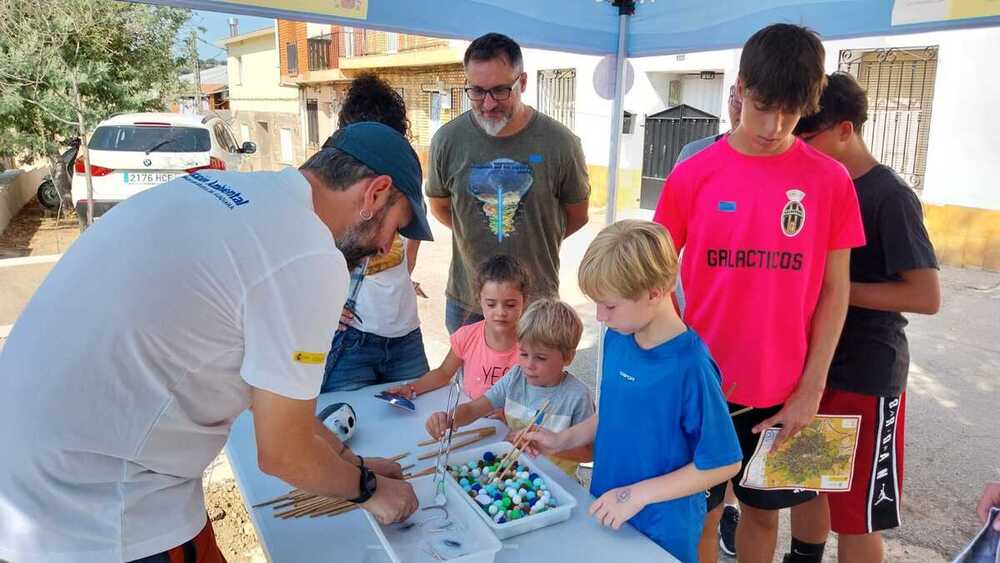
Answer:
[{"left": 781, "top": 189, "right": 806, "bottom": 237}]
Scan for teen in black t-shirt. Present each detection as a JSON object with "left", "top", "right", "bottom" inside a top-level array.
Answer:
[{"left": 786, "top": 72, "right": 940, "bottom": 563}]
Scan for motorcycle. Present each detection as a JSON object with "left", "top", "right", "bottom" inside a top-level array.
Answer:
[{"left": 36, "top": 138, "right": 80, "bottom": 211}]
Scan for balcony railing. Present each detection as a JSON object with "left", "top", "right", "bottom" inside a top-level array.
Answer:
[
  {"left": 336, "top": 29, "right": 449, "bottom": 58},
  {"left": 308, "top": 34, "right": 334, "bottom": 71}
]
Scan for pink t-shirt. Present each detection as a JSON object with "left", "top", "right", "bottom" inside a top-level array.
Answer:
[
  {"left": 654, "top": 138, "right": 865, "bottom": 407},
  {"left": 450, "top": 320, "right": 520, "bottom": 399}
]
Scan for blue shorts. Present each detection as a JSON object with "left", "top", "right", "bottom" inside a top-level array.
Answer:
[{"left": 320, "top": 326, "right": 430, "bottom": 393}]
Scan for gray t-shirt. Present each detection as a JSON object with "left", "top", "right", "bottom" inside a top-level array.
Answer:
[
  {"left": 426, "top": 110, "right": 590, "bottom": 310},
  {"left": 675, "top": 134, "right": 721, "bottom": 166},
  {"left": 485, "top": 365, "right": 594, "bottom": 434}
]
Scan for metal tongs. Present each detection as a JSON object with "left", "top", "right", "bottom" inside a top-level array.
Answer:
[{"left": 427, "top": 376, "right": 463, "bottom": 508}]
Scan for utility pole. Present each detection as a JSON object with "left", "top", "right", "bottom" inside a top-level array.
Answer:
[{"left": 188, "top": 30, "right": 202, "bottom": 112}]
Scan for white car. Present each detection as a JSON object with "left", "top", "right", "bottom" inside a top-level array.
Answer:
[{"left": 71, "top": 112, "right": 255, "bottom": 227}]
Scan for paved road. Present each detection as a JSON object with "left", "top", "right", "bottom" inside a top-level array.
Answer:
[{"left": 1, "top": 214, "right": 996, "bottom": 560}]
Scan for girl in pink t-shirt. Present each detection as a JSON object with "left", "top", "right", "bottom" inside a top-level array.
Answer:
[{"left": 388, "top": 255, "right": 528, "bottom": 399}]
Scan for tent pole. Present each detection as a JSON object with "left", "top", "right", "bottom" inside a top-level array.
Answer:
[
  {"left": 594, "top": 0, "right": 634, "bottom": 406},
  {"left": 604, "top": 1, "right": 631, "bottom": 227}
]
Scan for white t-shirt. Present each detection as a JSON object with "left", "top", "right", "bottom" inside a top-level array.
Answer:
[
  {"left": 0, "top": 168, "right": 347, "bottom": 562},
  {"left": 350, "top": 235, "right": 421, "bottom": 338}
]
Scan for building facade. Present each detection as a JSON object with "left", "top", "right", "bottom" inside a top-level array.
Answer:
[
  {"left": 219, "top": 27, "right": 305, "bottom": 171},
  {"left": 276, "top": 21, "right": 469, "bottom": 170}
]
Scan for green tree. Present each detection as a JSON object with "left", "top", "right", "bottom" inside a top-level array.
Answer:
[{"left": 0, "top": 0, "right": 189, "bottom": 221}]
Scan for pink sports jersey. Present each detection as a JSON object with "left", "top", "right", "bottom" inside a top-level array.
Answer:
[
  {"left": 654, "top": 137, "right": 865, "bottom": 407},
  {"left": 450, "top": 320, "right": 519, "bottom": 399}
]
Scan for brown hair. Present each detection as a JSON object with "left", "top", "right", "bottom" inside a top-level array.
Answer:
[
  {"left": 474, "top": 254, "right": 530, "bottom": 298},
  {"left": 739, "top": 24, "right": 826, "bottom": 115},
  {"left": 794, "top": 72, "right": 869, "bottom": 135}
]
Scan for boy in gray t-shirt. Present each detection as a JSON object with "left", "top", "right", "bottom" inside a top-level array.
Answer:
[{"left": 425, "top": 299, "right": 594, "bottom": 476}]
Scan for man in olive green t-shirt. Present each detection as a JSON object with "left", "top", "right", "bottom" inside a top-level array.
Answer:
[{"left": 426, "top": 32, "right": 591, "bottom": 333}]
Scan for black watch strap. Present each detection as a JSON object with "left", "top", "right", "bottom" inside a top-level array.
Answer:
[{"left": 347, "top": 463, "right": 377, "bottom": 504}]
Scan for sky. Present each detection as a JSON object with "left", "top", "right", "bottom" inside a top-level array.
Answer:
[{"left": 184, "top": 10, "right": 275, "bottom": 61}]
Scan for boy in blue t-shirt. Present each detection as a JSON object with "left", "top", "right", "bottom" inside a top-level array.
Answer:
[{"left": 521, "top": 220, "right": 742, "bottom": 562}]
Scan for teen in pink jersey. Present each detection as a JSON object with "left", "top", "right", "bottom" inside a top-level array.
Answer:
[
  {"left": 654, "top": 24, "right": 865, "bottom": 563},
  {"left": 657, "top": 136, "right": 863, "bottom": 408}
]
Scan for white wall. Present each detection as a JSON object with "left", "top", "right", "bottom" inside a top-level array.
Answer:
[
  {"left": 823, "top": 27, "right": 1000, "bottom": 210},
  {"left": 521, "top": 48, "right": 610, "bottom": 166},
  {"left": 226, "top": 33, "right": 300, "bottom": 115},
  {"left": 527, "top": 26, "right": 1000, "bottom": 211},
  {"left": 0, "top": 165, "right": 48, "bottom": 235},
  {"left": 523, "top": 47, "right": 737, "bottom": 172}
]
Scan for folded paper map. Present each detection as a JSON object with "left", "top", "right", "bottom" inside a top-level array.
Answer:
[{"left": 741, "top": 415, "right": 861, "bottom": 492}]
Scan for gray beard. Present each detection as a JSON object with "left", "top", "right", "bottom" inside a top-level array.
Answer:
[{"left": 472, "top": 110, "right": 509, "bottom": 137}]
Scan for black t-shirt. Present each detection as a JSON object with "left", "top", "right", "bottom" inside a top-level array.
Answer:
[{"left": 827, "top": 165, "right": 938, "bottom": 397}]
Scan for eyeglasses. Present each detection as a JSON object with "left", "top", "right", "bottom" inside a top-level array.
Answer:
[{"left": 464, "top": 77, "right": 521, "bottom": 102}]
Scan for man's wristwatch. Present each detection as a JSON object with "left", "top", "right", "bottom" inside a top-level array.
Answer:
[{"left": 348, "top": 459, "right": 377, "bottom": 504}]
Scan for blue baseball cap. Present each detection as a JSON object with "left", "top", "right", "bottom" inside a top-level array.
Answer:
[{"left": 323, "top": 122, "right": 433, "bottom": 241}]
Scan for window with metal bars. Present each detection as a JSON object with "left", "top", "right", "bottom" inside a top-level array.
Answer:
[
  {"left": 537, "top": 69, "right": 576, "bottom": 131},
  {"left": 451, "top": 87, "right": 472, "bottom": 116},
  {"left": 286, "top": 43, "right": 299, "bottom": 76},
  {"left": 306, "top": 100, "right": 319, "bottom": 146},
  {"left": 839, "top": 47, "right": 939, "bottom": 192}
]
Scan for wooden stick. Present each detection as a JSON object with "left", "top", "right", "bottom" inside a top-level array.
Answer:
[
  {"left": 321, "top": 503, "right": 360, "bottom": 518},
  {"left": 252, "top": 489, "right": 307, "bottom": 508},
  {"left": 725, "top": 383, "right": 737, "bottom": 401},
  {"left": 494, "top": 404, "right": 550, "bottom": 483},
  {"left": 305, "top": 498, "right": 352, "bottom": 515},
  {"left": 272, "top": 496, "right": 312, "bottom": 510},
  {"left": 275, "top": 496, "right": 332, "bottom": 518},
  {"left": 416, "top": 427, "right": 496, "bottom": 460},
  {"left": 494, "top": 401, "right": 549, "bottom": 472},
  {"left": 406, "top": 466, "right": 437, "bottom": 479},
  {"left": 416, "top": 426, "right": 493, "bottom": 447},
  {"left": 257, "top": 450, "right": 410, "bottom": 512},
  {"left": 730, "top": 406, "right": 754, "bottom": 418}
]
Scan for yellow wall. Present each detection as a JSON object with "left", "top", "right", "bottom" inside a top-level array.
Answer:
[
  {"left": 227, "top": 33, "right": 300, "bottom": 115},
  {"left": 923, "top": 203, "right": 1000, "bottom": 271},
  {"left": 586, "top": 165, "right": 643, "bottom": 211}
]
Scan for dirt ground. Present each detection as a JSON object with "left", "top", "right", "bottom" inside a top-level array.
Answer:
[
  {"left": 204, "top": 478, "right": 265, "bottom": 563},
  {"left": 0, "top": 200, "right": 80, "bottom": 257}
]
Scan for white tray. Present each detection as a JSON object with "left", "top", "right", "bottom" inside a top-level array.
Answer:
[
  {"left": 364, "top": 474, "right": 503, "bottom": 563},
  {"left": 444, "top": 442, "right": 577, "bottom": 540}
]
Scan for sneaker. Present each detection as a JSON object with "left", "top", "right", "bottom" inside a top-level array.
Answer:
[{"left": 718, "top": 504, "right": 739, "bottom": 556}]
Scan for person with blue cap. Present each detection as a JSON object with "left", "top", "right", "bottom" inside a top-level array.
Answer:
[{"left": 0, "top": 121, "right": 428, "bottom": 562}]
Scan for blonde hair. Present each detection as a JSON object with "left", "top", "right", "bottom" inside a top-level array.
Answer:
[
  {"left": 578, "top": 219, "right": 678, "bottom": 301},
  {"left": 517, "top": 298, "right": 583, "bottom": 359}
]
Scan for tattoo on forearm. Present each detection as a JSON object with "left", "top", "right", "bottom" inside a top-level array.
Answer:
[{"left": 616, "top": 488, "right": 631, "bottom": 504}]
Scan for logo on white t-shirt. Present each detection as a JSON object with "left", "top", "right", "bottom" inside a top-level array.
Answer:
[{"left": 781, "top": 189, "right": 806, "bottom": 237}]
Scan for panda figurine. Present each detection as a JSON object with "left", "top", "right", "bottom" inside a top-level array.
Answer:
[{"left": 317, "top": 402, "right": 357, "bottom": 442}]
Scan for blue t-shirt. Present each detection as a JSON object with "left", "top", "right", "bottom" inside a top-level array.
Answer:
[{"left": 591, "top": 328, "right": 741, "bottom": 563}]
